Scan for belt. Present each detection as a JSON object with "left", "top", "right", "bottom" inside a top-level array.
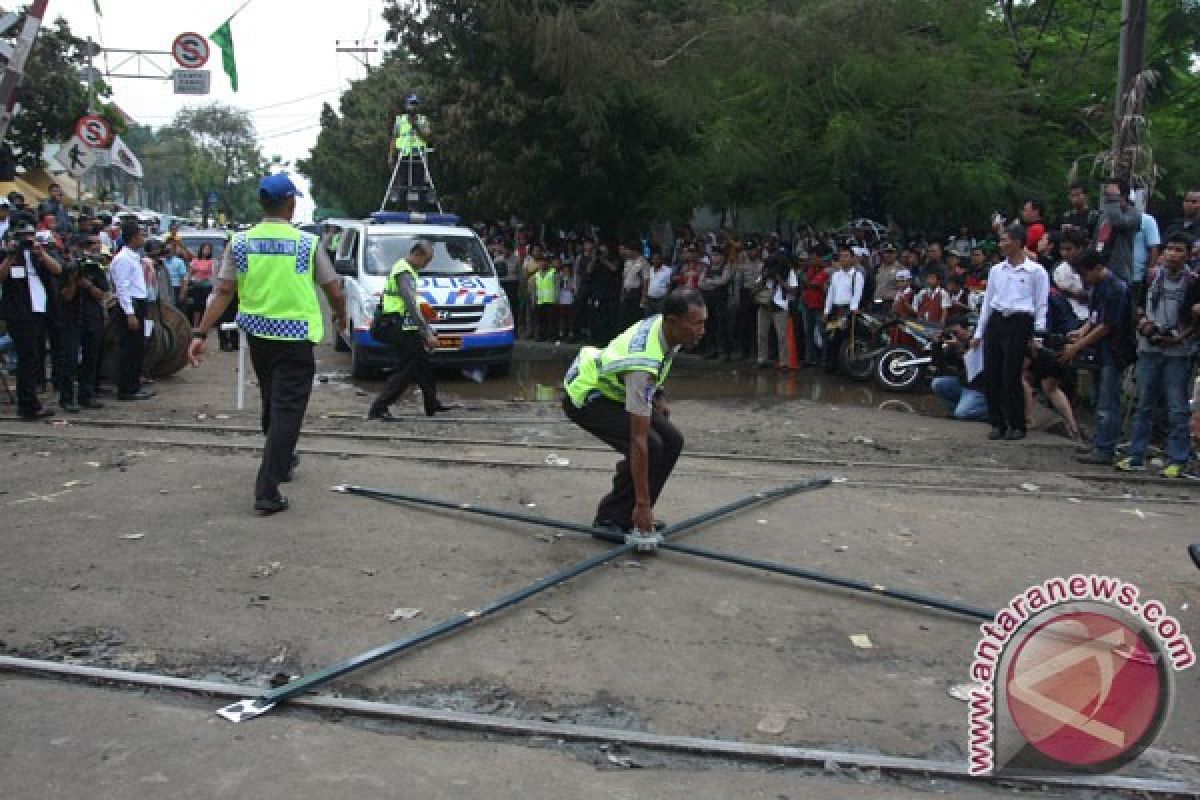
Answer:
[{"left": 995, "top": 309, "right": 1033, "bottom": 318}]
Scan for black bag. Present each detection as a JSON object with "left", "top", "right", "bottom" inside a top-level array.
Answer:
[{"left": 370, "top": 298, "right": 405, "bottom": 344}]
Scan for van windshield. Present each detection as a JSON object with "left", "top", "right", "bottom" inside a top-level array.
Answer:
[{"left": 364, "top": 234, "right": 494, "bottom": 278}]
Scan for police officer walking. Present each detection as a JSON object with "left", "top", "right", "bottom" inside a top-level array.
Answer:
[
  {"left": 188, "top": 174, "right": 348, "bottom": 514},
  {"left": 0, "top": 218, "right": 63, "bottom": 419},
  {"left": 366, "top": 240, "right": 460, "bottom": 420},
  {"left": 562, "top": 288, "right": 707, "bottom": 534}
]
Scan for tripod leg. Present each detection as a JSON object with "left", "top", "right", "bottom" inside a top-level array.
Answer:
[{"left": 380, "top": 155, "right": 405, "bottom": 212}]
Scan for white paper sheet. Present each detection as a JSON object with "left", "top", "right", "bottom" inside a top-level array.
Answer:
[{"left": 965, "top": 346, "right": 984, "bottom": 383}]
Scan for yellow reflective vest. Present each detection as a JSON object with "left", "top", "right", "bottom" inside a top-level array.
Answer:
[
  {"left": 232, "top": 222, "right": 322, "bottom": 343},
  {"left": 564, "top": 315, "right": 674, "bottom": 408}
]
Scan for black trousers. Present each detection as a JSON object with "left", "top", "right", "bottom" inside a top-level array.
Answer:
[
  {"left": 370, "top": 330, "right": 438, "bottom": 414},
  {"left": 562, "top": 395, "right": 683, "bottom": 529},
  {"left": 7, "top": 314, "right": 46, "bottom": 415},
  {"left": 590, "top": 296, "right": 620, "bottom": 345},
  {"left": 983, "top": 312, "right": 1034, "bottom": 432},
  {"left": 54, "top": 316, "right": 80, "bottom": 403},
  {"left": 619, "top": 289, "right": 642, "bottom": 329},
  {"left": 247, "top": 335, "right": 315, "bottom": 503},
  {"left": 77, "top": 312, "right": 104, "bottom": 402},
  {"left": 702, "top": 289, "right": 732, "bottom": 356},
  {"left": 116, "top": 299, "right": 147, "bottom": 395}
]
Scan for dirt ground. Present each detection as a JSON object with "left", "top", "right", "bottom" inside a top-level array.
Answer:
[{"left": 1, "top": 334, "right": 1197, "bottom": 798}]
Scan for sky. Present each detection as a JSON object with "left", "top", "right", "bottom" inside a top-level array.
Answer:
[{"left": 44, "top": 0, "right": 395, "bottom": 219}]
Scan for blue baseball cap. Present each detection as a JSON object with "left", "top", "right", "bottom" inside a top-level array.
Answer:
[{"left": 258, "top": 173, "right": 303, "bottom": 200}]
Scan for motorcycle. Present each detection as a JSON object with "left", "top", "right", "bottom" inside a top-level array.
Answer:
[
  {"left": 873, "top": 318, "right": 943, "bottom": 392},
  {"left": 835, "top": 309, "right": 890, "bottom": 381}
]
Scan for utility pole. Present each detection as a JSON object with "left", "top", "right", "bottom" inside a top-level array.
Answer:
[
  {"left": 0, "top": 0, "right": 49, "bottom": 144},
  {"left": 335, "top": 39, "right": 379, "bottom": 76},
  {"left": 1112, "top": 0, "right": 1149, "bottom": 184}
]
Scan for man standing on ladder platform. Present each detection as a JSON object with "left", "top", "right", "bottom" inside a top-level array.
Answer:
[
  {"left": 387, "top": 94, "right": 435, "bottom": 211},
  {"left": 562, "top": 288, "right": 708, "bottom": 536}
]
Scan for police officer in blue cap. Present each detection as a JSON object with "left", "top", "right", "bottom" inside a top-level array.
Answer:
[{"left": 188, "top": 174, "right": 348, "bottom": 514}]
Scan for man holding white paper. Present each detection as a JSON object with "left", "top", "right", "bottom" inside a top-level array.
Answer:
[{"left": 109, "top": 221, "right": 155, "bottom": 401}]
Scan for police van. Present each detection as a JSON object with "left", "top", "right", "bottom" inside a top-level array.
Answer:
[{"left": 323, "top": 212, "right": 515, "bottom": 378}]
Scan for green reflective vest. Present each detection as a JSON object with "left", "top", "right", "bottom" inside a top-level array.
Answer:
[
  {"left": 536, "top": 268, "right": 558, "bottom": 305},
  {"left": 394, "top": 114, "right": 428, "bottom": 156},
  {"left": 232, "top": 222, "right": 322, "bottom": 343},
  {"left": 382, "top": 258, "right": 420, "bottom": 330},
  {"left": 564, "top": 315, "right": 674, "bottom": 408}
]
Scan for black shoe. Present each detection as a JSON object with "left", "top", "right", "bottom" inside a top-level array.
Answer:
[
  {"left": 1005, "top": 429, "right": 1026, "bottom": 441},
  {"left": 60, "top": 400, "right": 81, "bottom": 413},
  {"left": 425, "top": 402, "right": 463, "bottom": 417},
  {"left": 117, "top": 390, "right": 155, "bottom": 401},
  {"left": 1189, "top": 544, "right": 1200, "bottom": 570},
  {"left": 282, "top": 455, "right": 299, "bottom": 483},
  {"left": 18, "top": 408, "right": 54, "bottom": 421},
  {"left": 1076, "top": 452, "right": 1114, "bottom": 466},
  {"left": 79, "top": 399, "right": 105, "bottom": 410},
  {"left": 988, "top": 427, "right": 1007, "bottom": 440},
  {"left": 367, "top": 409, "right": 398, "bottom": 421},
  {"left": 254, "top": 495, "right": 289, "bottom": 514}
]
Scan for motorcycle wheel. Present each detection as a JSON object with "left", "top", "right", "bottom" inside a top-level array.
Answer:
[
  {"left": 874, "top": 346, "right": 922, "bottom": 392},
  {"left": 838, "top": 337, "right": 876, "bottom": 382}
]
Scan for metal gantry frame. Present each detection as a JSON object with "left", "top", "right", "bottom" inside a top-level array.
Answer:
[{"left": 218, "top": 476, "right": 1003, "bottom": 722}]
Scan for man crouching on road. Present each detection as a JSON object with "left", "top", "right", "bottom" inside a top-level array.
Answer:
[{"left": 562, "top": 288, "right": 707, "bottom": 534}]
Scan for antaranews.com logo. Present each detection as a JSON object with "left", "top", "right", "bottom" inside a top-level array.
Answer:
[{"left": 967, "top": 574, "right": 1194, "bottom": 776}]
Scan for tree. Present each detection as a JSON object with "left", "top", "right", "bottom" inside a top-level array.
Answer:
[
  {"left": 173, "top": 103, "right": 264, "bottom": 221},
  {"left": 1, "top": 13, "right": 122, "bottom": 170},
  {"left": 299, "top": 56, "right": 427, "bottom": 219}
]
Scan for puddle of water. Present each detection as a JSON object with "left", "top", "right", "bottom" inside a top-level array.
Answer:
[{"left": 345, "top": 352, "right": 945, "bottom": 417}]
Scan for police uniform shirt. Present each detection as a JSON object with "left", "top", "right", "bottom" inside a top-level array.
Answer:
[
  {"left": 622, "top": 326, "right": 679, "bottom": 418},
  {"left": 216, "top": 217, "right": 338, "bottom": 284}
]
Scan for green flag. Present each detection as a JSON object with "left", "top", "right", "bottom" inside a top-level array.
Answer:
[{"left": 210, "top": 18, "right": 238, "bottom": 92}]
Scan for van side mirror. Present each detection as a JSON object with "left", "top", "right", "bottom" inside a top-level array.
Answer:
[{"left": 334, "top": 256, "right": 356, "bottom": 277}]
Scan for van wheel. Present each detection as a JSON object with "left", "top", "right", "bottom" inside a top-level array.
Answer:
[{"left": 351, "top": 341, "right": 374, "bottom": 379}]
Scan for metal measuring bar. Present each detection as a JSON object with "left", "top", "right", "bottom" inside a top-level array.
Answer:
[
  {"left": 218, "top": 540, "right": 636, "bottom": 722},
  {"left": 218, "top": 479, "right": 832, "bottom": 722},
  {"left": 660, "top": 541, "right": 995, "bottom": 622}
]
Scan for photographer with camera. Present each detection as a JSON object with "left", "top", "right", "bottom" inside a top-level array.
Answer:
[
  {"left": 0, "top": 217, "right": 63, "bottom": 419},
  {"left": 931, "top": 323, "right": 989, "bottom": 421},
  {"left": 1116, "top": 232, "right": 1198, "bottom": 478},
  {"left": 73, "top": 236, "right": 110, "bottom": 408}
]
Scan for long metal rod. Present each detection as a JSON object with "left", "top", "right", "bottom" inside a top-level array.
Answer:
[
  {"left": 4, "top": 657, "right": 1192, "bottom": 795},
  {"left": 661, "top": 541, "right": 994, "bottom": 621},
  {"left": 219, "top": 541, "right": 635, "bottom": 721},
  {"left": 338, "top": 476, "right": 834, "bottom": 546},
  {"left": 336, "top": 485, "right": 622, "bottom": 542},
  {"left": 221, "top": 480, "right": 829, "bottom": 720}
]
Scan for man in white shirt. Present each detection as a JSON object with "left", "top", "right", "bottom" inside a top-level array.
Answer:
[
  {"left": 970, "top": 224, "right": 1049, "bottom": 440},
  {"left": 823, "top": 244, "right": 864, "bottom": 371},
  {"left": 110, "top": 221, "right": 153, "bottom": 400},
  {"left": 619, "top": 244, "right": 648, "bottom": 327}
]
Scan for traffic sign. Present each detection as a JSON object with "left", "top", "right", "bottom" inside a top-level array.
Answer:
[
  {"left": 54, "top": 135, "right": 98, "bottom": 178},
  {"left": 171, "top": 32, "right": 209, "bottom": 70},
  {"left": 172, "top": 69, "right": 211, "bottom": 95},
  {"left": 74, "top": 114, "right": 112, "bottom": 149}
]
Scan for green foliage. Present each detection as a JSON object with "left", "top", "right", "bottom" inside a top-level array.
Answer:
[
  {"left": 303, "top": 0, "right": 1200, "bottom": 234},
  {"left": 134, "top": 104, "right": 265, "bottom": 222},
  {"left": 3, "top": 14, "right": 120, "bottom": 169},
  {"left": 297, "top": 56, "right": 427, "bottom": 219}
]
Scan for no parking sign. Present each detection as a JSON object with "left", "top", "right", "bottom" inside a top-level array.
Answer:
[
  {"left": 74, "top": 114, "right": 112, "bottom": 149},
  {"left": 172, "top": 32, "right": 210, "bottom": 70}
]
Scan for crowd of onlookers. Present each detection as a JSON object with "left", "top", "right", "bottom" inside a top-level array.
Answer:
[
  {"left": 481, "top": 179, "right": 1200, "bottom": 479},
  {"left": 0, "top": 185, "right": 233, "bottom": 419}
]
